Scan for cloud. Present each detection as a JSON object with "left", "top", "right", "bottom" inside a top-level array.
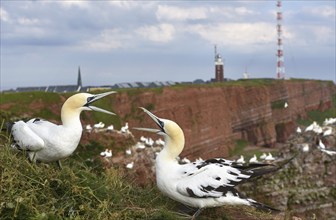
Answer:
[
  {"left": 306, "top": 5, "right": 335, "bottom": 19},
  {"left": 188, "top": 22, "right": 275, "bottom": 50},
  {"left": 56, "top": 1, "right": 90, "bottom": 9},
  {"left": 79, "top": 29, "right": 131, "bottom": 52},
  {"left": 156, "top": 5, "right": 208, "bottom": 21},
  {"left": 0, "top": 7, "right": 10, "bottom": 22},
  {"left": 136, "top": 23, "right": 175, "bottom": 43}
]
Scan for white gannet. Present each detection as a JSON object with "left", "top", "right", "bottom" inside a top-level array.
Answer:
[
  {"left": 284, "top": 102, "right": 288, "bottom": 108},
  {"left": 94, "top": 122, "right": 105, "bottom": 129},
  {"left": 305, "top": 121, "right": 317, "bottom": 132},
  {"left": 236, "top": 155, "right": 245, "bottom": 164},
  {"left": 107, "top": 124, "right": 114, "bottom": 131},
  {"left": 296, "top": 127, "right": 302, "bottom": 133},
  {"left": 135, "top": 107, "right": 282, "bottom": 218},
  {"left": 8, "top": 91, "right": 116, "bottom": 168},
  {"left": 323, "top": 127, "right": 332, "bottom": 136},
  {"left": 85, "top": 124, "right": 92, "bottom": 131},
  {"left": 121, "top": 122, "right": 129, "bottom": 133},
  {"left": 317, "top": 139, "right": 336, "bottom": 156},
  {"left": 302, "top": 143, "right": 309, "bottom": 152},
  {"left": 100, "top": 148, "right": 112, "bottom": 157},
  {"left": 260, "top": 153, "right": 267, "bottom": 160},
  {"left": 126, "top": 161, "right": 134, "bottom": 169},
  {"left": 265, "top": 153, "right": 275, "bottom": 161},
  {"left": 249, "top": 154, "right": 258, "bottom": 163},
  {"left": 125, "top": 148, "right": 132, "bottom": 155}
]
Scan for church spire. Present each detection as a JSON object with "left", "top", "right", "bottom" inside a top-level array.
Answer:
[{"left": 77, "top": 66, "right": 82, "bottom": 91}]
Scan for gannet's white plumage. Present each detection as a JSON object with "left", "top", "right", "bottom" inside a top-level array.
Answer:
[
  {"left": 8, "top": 91, "right": 116, "bottom": 167},
  {"left": 135, "top": 107, "right": 282, "bottom": 218}
]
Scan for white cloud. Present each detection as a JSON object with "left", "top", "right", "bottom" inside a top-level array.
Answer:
[
  {"left": 188, "top": 22, "right": 275, "bottom": 49},
  {"left": 57, "top": 1, "right": 90, "bottom": 9},
  {"left": 136, "top": 23, "right": 175, "bottom": 43},
  {"left": 306, "top": 5, "right": 335, "bottom": 19},
  {"left": 79, "top": 29, "right": 130, "bottom": 52},
  {"left": 156, "top": 5, "right": 207, "bottom": 21},
  {"left": 17, "top": 17, "right": 41, "bottom": 25},
  {"left": 0, "top": 7, "right": 10, "bottom": 22}
]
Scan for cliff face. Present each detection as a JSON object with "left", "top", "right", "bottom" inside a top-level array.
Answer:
[{"left": 111, "top": 80, "right": 335, "bottom": 159}]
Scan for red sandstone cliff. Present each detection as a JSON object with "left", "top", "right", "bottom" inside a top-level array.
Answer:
[{"left": 111, "top": 80, "right": 335, "bottom": 159}]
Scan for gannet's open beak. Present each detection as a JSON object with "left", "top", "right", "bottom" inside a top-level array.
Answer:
[
  {"left": 133, "top": 107, "right": 165, "bottom": 134},
  {"left": 85, "top": 91, "right": 116, "bottom": 115}
]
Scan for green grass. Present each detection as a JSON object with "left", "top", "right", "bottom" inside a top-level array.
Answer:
[
  {"left": 229, "top": 139, "right": 249, "bottom": 157},
  {"left": 0, "top": 133, "right": 179, "bottom": 219},
  {"left": 297, "top": 94, "right": 336, "bottom": 126}
]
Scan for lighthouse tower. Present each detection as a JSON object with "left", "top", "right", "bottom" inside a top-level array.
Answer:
[{"left": 214, "top": 45, "right": 224, "bottom": 82}]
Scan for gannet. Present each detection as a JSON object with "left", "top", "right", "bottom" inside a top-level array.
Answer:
[
  {"left": 125, "top": 148, "right": 132, "bottom": 155},
  {"left": 323, "top": 127, "right": 332, "bottom": 136},
  {"left": 236, "top": 155, "right": 245, "bottom": 164},
  {"left": 249, "top": 154, "right": 258, "bottom": 163},
  {"left": 284, "top": 102, "right": 288, "bottom": 108},
  {"left": 8, "top": 91, "right": 116, "bottom": 168},
  {"left": 265, "top": 153, "right": 275, "bottom": 161},
  {"left": 126, "top": 161, "right": 134, "bottom": 169},
  {"left": 121, "top": 122, "right": 129, "bottom": 133},
  {"left": 135, "top": 107, "right": 284, "bottom": 218},
  {"left": 260, "top": 153, "right": 267, "bottom": 160},
  {"left": 301, "top": 143, "right": 309, "bottom": 152},
  {"left": 296, "top": 127, "right": 302, "bottom": 133}
]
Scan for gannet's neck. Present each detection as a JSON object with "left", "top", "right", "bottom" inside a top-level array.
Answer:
[
  {"left": 159, "top": 132, "right": 185, "bottom": 162},
  {"left": 61, "top": 103, "right": 83, "bottom": 128}
]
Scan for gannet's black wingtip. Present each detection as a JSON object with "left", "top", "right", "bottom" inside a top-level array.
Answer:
[
  {"left": 5, "top": 121, "right": 14, "bottom": 133},
  {"left": 249, "top": 199, "right": 281, "bottom": 213}
]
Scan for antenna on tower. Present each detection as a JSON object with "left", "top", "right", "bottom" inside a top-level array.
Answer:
[{"left": 276, "top": 0, "right": 285, "bottom": 79}]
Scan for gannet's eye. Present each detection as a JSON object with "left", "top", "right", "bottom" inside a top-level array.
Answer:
[
  {"left": 158, "top": 119, "right": 164, "bottom": 129},
  {"left": 87, "top": 96, "right": 95, "bottom": 103}
]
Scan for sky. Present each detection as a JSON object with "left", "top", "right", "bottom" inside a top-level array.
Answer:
[{"left": 1, "top": 1, "right": 335, "bottom": 91}]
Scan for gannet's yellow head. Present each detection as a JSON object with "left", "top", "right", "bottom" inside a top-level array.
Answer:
[
  {"left": 61, "top": 91, "right": 116, "bottom": 126},
  {"left": 134, "top": 107, "right": 185, "bottom": 157}
]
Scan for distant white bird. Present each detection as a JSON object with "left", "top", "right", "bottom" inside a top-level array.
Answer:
[
  {"left": 135, "top": 107, "right": 281, "bottom": 218},
  {"left": 140, "top": 136, "right": 147, "bottom": 142},
  {"left": 94, "top": 122, "right": 105, "bottom": 129},
  {"left": 323, "top": 127, "right": 332, "bottom": 136},
  {"left": 318, "top": 139, "right": 326, "bottom": 149},
  {"left": 181, "top": 157, "right": 191, "bottom": 164},
  {"left": 125, "top": 148, "right": 132, "bottom": 155},
  {"left": 305, "top": 121, "right": 317, "bottom": 132},
  {"left": 107, "top": 125, "right": 114, "bottom": 131},
  {"left": 8, "top": 91, "right": 116, "bottom": 168},
  {"left": 236, "top": 155, "right": 245, "bottom": 164},
  {"left": 155, "top": 138, "right": 165, "bottom": 146},
  {"left": 105, "top": 149, "right": 112, "bottom": 158},
  {"left": 260, "top": 153, "right": 267, "bottom": 160},
  {"left": 126, "top": 161, "right": 134, "bottom": 169},
  {"left": 85, "top": 124, "right": 92, "bottom": 131},
  {"left": 323, "top": 118, "right": 336, "bottom": 126},
  {"left": 249, "top": 154, "right": 258, "bottom": 163},
  {"left": 265, "top": 153, "right": 275, "bottom": 161},
  {"left": 135, "top": 142, "right": 146, "bottom": 150},
  {"left": 302, "top": 143, "right": 309, "bottom": 152},
  {"left": 145, "top": 138, "right": 154, "bottom": 147},
  {"left": 284, "top": 102, "right": 288, "bottom": 108},
  {"left": 121, "top": 122, "right": 129, "bottom": 133},
  {"left": 320, "top": 148, "right": 336, "bottom": 156},
  {"left": 100, "top": 149, "right": 112, "bottom": 158},
  {"left": 296, "top": 127, "right": 302, "bottom": 133},
  {"left": 313, "top": 125, "right": 323, "bottom": 134}
]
